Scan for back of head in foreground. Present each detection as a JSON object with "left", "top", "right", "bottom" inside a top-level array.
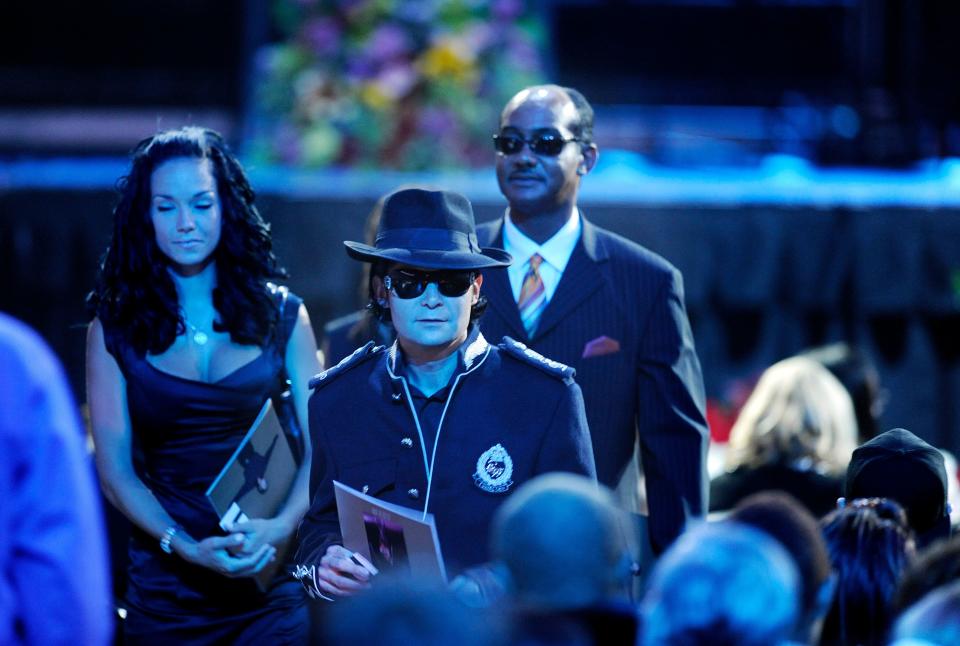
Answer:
[
  {"left": 819, "top": 497, "right": 915, "bottom": 646},
  {"left": 639, "top": 520, "right": 800, "bottom": 646},
  {"left": 729, "top": 491, "right": 833, "bottom": 643},
  {"left": 321, "top": 576, "right": 502, "bottom": 646},
  {"left": 889, "top": 579, "right": 960, "bottom": 646},
  {"left": 490, "top": 472, "right": 636, "bottom": 610}
]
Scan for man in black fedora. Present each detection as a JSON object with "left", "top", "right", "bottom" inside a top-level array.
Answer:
[{"left": 293, "top": 187, "right": 596, "bottom": 599}]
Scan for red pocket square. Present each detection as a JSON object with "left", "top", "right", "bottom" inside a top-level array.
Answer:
[{"left": 581, "top": 335, "right": 621, "bottom": 359}]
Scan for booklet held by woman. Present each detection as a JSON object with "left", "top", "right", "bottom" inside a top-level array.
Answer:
[{"left": 206, "top": 398, "right": 298, "bottom": 590}]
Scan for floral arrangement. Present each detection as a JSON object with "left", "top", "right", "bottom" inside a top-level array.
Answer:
[{"left": 249, "top": 0, "right": 547, "bottom": 169}]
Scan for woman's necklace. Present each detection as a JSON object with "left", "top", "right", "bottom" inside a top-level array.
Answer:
[{"left": 182, "top": 318, "right": 210, "bottom": 346}]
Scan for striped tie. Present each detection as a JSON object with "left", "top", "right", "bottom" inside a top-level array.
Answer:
[{"left": 518, "top": 253, "right": 547, "bottom": 337}]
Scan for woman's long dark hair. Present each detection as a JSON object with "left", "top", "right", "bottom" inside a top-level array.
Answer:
[{"left": 88, "top": 127, "right": 287, "bottom": 355}]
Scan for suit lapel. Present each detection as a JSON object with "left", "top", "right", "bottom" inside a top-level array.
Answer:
[
  {"left": 479, "top": 220, "right": 527, "bottom": 340},
  {"left": 532, "top": 217, "right": 607, "bottom": 340}
]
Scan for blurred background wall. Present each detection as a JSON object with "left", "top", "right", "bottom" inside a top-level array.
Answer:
[{"left": 1, "top": 0, "right": 959, "bottom": 454}]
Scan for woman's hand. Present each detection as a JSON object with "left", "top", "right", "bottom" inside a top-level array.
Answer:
[
  {"left": 312, "top": 545, "right": 376, "bottom": 597},
  {"left": 225, "top": 517, "right": 296, "bottom": 556},
  {"left": 180, "top": 533, "right": 277, "bottom": 578}
]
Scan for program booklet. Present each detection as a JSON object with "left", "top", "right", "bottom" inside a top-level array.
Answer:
[
  {"left": 334, "top": 480, "right": 447, "bottom": 583},
  {"left": 206, "top": 398, "right": 298, "bottom": 591}
]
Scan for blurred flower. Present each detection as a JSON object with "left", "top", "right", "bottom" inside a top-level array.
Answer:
[
  {"left": 418, "top": 37, "right": 475, "bottom": 84},
  {"left": 375, "top": 63, "right": 419, "bottom": 100},
  {"left": 492, "top": 0, "right": 523, "bottom": 21},
  {"left": 302, "top": 16, "right": 342, "bottom": 57},
  {"left": 275, "top": 122, "right": 304, "bottom": 165},
  {"left": 365, "top": 23, "right": 412, "bottom": 63},
  {"left": 505, "top": 35, "right": 540, "bottom": 72},
  {"left": 302, "top": 123, "right": 343, "bottom": 166},
  {"left": 395, "top": 1, "right": 441, "bottom": 24},
  {"left": 461, "top": 21, "right": 494, "bottom": 54},
  {"left": 418, "top": 106, "right": 458, "bottom": 138},
  {"left": 346, "top": 57, "right": 376, "bottom": 82},
  {"left": 359, "top": 82, "right": 391, "bottom": 111}
]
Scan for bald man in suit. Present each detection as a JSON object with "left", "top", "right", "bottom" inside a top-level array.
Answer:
[{"left": 477, "top": 85, "right": 708, "bottom": 556}]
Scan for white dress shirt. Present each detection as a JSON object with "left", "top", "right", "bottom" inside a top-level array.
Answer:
[{"left": 502, "top": 210, "right": 582, "bottom": 304}]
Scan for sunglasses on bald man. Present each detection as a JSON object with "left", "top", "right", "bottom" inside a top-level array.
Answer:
[{"left": 493, "top": 128, "right": 581, "bottom": 157}]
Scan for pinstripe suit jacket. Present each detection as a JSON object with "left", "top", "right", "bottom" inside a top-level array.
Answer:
[{"left": 477, "top": 215, "right": 709, "bottom": 553}]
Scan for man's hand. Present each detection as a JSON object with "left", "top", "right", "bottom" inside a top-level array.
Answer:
[{"left": 298, "top": 545, "right": 376, "bottom": 599}]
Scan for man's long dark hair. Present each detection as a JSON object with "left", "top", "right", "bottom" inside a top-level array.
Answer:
[{"left": 87, "top": 127, "right": 287, "bottom": 355}]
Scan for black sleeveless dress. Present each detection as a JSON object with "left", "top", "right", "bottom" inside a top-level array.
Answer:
[{"left": 104, "top": 290, "right": 308, "bottom": 645}]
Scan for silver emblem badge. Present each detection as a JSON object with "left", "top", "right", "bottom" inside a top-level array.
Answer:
[{"left": 473, "top": 443, "right": 514, "bottom": 493}]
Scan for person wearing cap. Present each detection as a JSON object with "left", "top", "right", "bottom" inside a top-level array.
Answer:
[
  {"left": 292, "top": 188, "right": 596, "bottom": 599},
  {"left": 477, "top": 85, "right": 708, "bottom": 557},
  {"left": 843, "top": 427, "right": 952, "bottom": 548}
]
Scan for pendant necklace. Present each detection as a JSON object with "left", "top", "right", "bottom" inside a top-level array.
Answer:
[{"left": 183, "top": 318, "right": 209, "bottom": 346}]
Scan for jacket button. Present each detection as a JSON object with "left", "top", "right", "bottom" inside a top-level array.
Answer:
[
  {"left": 401, "top": 437, "right": 413, "bottom": 448},
  {"left": 407, "top": 488, "right": 420, "bottom": 500}
]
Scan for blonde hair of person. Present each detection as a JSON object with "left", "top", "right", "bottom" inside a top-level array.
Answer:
[{"left": 725, "top": 356, "right": 858, "bottom": 474}]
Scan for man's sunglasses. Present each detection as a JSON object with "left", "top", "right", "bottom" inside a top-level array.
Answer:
[
  {"left": 385, "top": 270, "right": 476, "bottom": 299},
  {"left": 492, "top": 130, "right": 580, "bottom": 156}
]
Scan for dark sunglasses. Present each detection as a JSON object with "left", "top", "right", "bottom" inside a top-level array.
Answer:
[
  {"left": 492, "top": 129, "right": 580, "bottom": 156},
  {"left": 385, "top": 270, "right": 476, "bottom": 299}
]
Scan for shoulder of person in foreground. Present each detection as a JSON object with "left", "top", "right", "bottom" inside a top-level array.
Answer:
[{"left": 0, "top": 313, "right": 113, "bottom": 645}]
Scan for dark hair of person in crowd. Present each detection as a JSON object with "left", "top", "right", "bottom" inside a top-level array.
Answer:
[
  {"left": 819, "top": 497, "right": 915, "bottom": 646},
  {"left": 892, "top": 533, "right": 960, "bottom": 617},
  {"left": 729, "top": 491, "right": 833, "bottom": 645},
  {"left": 87, "top": 126, "right": 286, "bottom": 355}
]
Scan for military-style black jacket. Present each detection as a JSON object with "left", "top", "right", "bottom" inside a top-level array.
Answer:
[{"left": 294, "top": 326, "right": 596, "bottom": 586}]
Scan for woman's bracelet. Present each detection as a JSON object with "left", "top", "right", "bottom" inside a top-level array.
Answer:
[{"left": 159, "top": 524, "right": 181, "bottom": 555}]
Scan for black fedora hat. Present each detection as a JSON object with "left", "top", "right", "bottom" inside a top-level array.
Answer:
[{"left": 344, "top": 188, "right": 512, "bottom": 270}]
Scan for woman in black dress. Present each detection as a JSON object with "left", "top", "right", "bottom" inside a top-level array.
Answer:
[{"left": 86, "top": 127, "right": 320, "bottom": 643}]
